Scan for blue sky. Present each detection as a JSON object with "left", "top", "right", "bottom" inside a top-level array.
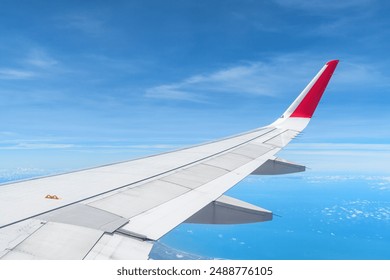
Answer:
[{"left": 0, "top": 0, "right": 389, "bottom": 177}]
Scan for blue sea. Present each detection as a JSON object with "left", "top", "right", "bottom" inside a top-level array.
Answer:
[
  {"left": 152, "top": 174, "right": 390, "bottom": 260},
  {"left": 1, "top": 170, "right": 389, "bottom": 260}
]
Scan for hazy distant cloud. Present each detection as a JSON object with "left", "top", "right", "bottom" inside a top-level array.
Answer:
[
  {"left": 0, "top": 131, "right": 16, "bottom": 137},
  {"left": 281, "top": 142, "right": 390, "bottom": 174},
  {"left": 0, "top": 140, "right": 177, "bottom": 151},
  {"left": 0, "top": 142, "right": 75, "bottom": 150},
  {"left": 246, "top": 174, "right": 390, "bottom": 191}
]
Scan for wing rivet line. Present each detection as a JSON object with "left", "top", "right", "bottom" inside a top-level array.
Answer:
[{"left": 45, "top": 195, "right": 60, "bottom": 200}]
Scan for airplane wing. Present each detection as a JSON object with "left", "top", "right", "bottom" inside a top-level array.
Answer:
[{"left": 0, "top": 60, "right": 339, "bottom": 259}]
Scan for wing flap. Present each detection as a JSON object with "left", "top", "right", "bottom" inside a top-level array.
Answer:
[
  {"left": 87, "top": 180, "right": 190, "bottom": 219},
  {"left": 0, "top": 219, "right": 45, "bottom": 258},
  {"left": 203, "top": 153, "right": 253, "bottom": 171},
  {"left": 232, "top": 143, "right": 274, "bottom": 159},
  {"left": 2, "top": 222, "right": 103, "bottom": 260},
  {"left": 119, "top": 148, "right": 277, "bottom": 240},
  {"left": 81, "top": 143, "right": 279, "bottom": 240},
  {"left": 84, "top": 233, "right": 153, "bottom": 260},
  {"left": 38, "top": 204, "right": 128, "bottom": 233}
]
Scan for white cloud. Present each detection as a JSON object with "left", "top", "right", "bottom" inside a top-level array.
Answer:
[
  {"left": 146, "top": 66, "right": 271, "bottom": 102},
  {"left": 144, "top": 54, "right": 326, "bottom": 102},
  {"left": 321, "top": 199, "right": 390, "bottom": 222},
  {"left": 369, "top": 176, "right": 390, "bottom": 190},
  {"left": 145, "top": 85, "right": 207, "bottom": 103},
  {"left": 0, "top": 50, "right": 59, "bottom": 80},
  {"left": 26, "top": 49, "right": 58, "bottom": 68},
  {"left": 0, "top": 143, "right": 75, "bottom": 150},
  {"left": 333, "top": 61, "right": 390, "bottom": 88},
  {"left": 145, "top": 54, "right": 387, "bottom": 102},
  {"left": 0, "top": 69, "right": 35, "bottom": 80}
]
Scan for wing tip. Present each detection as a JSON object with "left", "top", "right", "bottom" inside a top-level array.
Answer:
[
  {"left": 326, "top": 59, "right": 339, "bottom": 69},
  {"left": 288, "top": 59, "right": 339, "bottom": 119},
  {"left": 327, "top": 59, "right": 339, "bottom": 65}
]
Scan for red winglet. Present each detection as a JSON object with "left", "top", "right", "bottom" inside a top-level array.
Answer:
[{"left": 290, "top": 60, "right": 339, "bottom": 118}]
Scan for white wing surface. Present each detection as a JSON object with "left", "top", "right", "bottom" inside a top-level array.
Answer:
[{"left": 0, "top": 60, "right": 339, "bottom": 259}]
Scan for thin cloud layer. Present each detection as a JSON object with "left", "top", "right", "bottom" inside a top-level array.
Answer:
[
  {"left": 0, "top": 69, "right": 36, "bottom": 80},
  {"left": 145, "top": 55, "right": 387, "bottom": 102},
  {"left": 26, "top": 49, "right": 58, "bottom": 68},
  {"left": 145, "top": 57, "right": 312, "bottom": 102}
]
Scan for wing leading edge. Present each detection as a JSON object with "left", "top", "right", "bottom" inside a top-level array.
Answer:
[{"left": 0, "top": 60, "right": 339, "bottom": 259}]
